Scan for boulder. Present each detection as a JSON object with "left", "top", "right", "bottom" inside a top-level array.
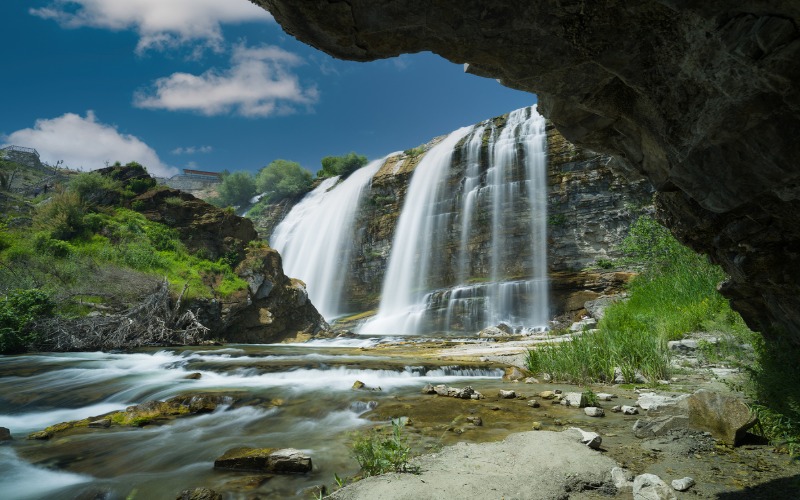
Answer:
[
  {"left": 498, "top": 390, "right": 516, "bottom": 399},
  {"left": 585, "top": 407, "right": 605, "bottom": 417},
  {"left": 611, "top": 467, "right": 633, "bottom": 490},
  {"left": 687, "top": 389, "right": 758, "bottom": 446},
  {"left": 636, "top": 392, "right": 689, "bottom": 411},
  {"left": 570, "top": 318, "right": 597, "bottom": 332},
  {"left": 632, "top": 415, "right": 689, "bottom": 439},
  {"left": 466, "top": 416, "right": 483, "bottom": 426},
  {"left": 566, "top": 427, "right": 602, "bottom": 450},
  {"left": 421, "top": 383, "right": 436, "bottom": 394},
  {"left": 538, "top": 390, "right": 556, "bottom": 400},
  {"left": 527, "top": 399, "right": 540, "bottom": 408},
  {"left": 560, "top": 392, "right": 587, "bottom": 408},
  {"left": 478, "top": 326, "right": 511, "bottom": 338},
  {"left": 88, "top": 419, "right": 111, "bottom": 429},
  {"left": 214, "top": 447, "right": 312, "bottom": 474},
  {"left": 176, "top": 488, "right": 222, "bottom": 500},
  {"left": 0, "top": 427, "right": 11, "bottom": 441},
  {"left": 453, "top": 386, "right": 475, "bottom": 399},
  {"left": 596, "top": 393, "right": 617, "bottom": 401},
  {"left": 622, "top": 406, "right": 639, "bottom": 415},
  {"left": 503, "top": 366, "right": 527, "bottom": 381},
  {"left": 671, "top": 477, "right": 695, "bottom": 492},
  {"left": 633, "top": 474, "right": 676, "bottom": 500},
  {"left": 434, "top": 384, "right": 450, "bottom": 396},
  {"left": 184, "top": 372, "right": 202, "bottom": 380}
]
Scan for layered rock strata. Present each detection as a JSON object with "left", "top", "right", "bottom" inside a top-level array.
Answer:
[{"left": 254, "top": 0, "right": 800, "bottom": 338}]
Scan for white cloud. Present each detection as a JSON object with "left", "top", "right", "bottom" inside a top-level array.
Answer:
[
  {"left": 134, "top": 44, "right": 319, "bottom": 117},
  {"left": 30, "top": 0, "right": 272, "bottom": 53},
  {"left": 172, "top": 145, "right": 213, "bottom": 155},
  {"left": 2, "top": 111, "right": 176, "bottom": 177}
]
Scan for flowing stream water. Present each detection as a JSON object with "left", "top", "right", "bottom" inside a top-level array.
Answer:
[{"left": 0, "top": 343, "right": 505, "bottom": 499}]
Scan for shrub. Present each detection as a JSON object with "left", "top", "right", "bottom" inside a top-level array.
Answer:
[
  {"left": 35, "top": 190, "right": 87, "bottom": 240},
  {"left": 317, "top": 152, "right": 368, "bottom": 179},
  {"left": 351, "top": 421, "right": 415, "bottom": 477},
  {"left": 69, "top": 172, "right": 121, "bottom": 204},
  {"left": 217, "top": 171, "right": 256, "bottom": 207},
  {"left": 0, "top": 289, "right": 54, "bottom": 353},
  {"left": 33, "top": 232, "right": 73, "bottom": 258},
  {"left": 256, "top": 160, "right": 312, "bottom": 202}
]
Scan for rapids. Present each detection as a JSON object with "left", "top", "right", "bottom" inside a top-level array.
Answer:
[{"left": 0, "top": 342, "right": 504, "bottom": 499}]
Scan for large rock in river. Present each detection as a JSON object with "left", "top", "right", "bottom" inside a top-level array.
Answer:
[
  {"left": 214, "top": 447, "right": 312, "bottom": 474},
  {"left": 688, "top": 389, "right": 758, "bottom": 446}
]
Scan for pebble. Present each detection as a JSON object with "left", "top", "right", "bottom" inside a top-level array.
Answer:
[
  {"left": 671, "top": 477, "right": 695, "bottom": 492},
  {"left": 498, "top": 390, "right": 516, "bottom": 399},
  {"left": 527, "top": 399, "right": 540, "bottom": 408}
]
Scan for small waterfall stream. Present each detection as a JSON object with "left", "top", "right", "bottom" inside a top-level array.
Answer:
[{"left": 271, "top": 158, "right": 385, "bottom": 320}]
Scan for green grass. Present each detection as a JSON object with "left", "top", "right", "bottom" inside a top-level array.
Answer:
[
  {"left": 2, "top": 207, "right": 246, "bottom": 303},
  {"left": 526, "top": 214, "right": 748, "bottom": 384}
]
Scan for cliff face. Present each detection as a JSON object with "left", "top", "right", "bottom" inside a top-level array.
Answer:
[
  {"left": 253, "top": 118, "right": 652, "bottom": 325},
  {"left": 254, "top": 1, "right": 800, "bottom": 339}
]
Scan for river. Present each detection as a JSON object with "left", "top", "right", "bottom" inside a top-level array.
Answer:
[{"left": 0, "top": 339, "right": 506, "bottom": 499}]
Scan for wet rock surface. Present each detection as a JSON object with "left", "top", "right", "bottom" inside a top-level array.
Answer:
[
  {"left": 213, "top": 447, "right": 312, "bottom": 474},
  {"left": 257, "top": 0, "right": 800, "bottom": 342}
]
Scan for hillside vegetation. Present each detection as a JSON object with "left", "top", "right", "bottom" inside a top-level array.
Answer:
[{"left": 0, "top": 162, "right": 250, "bottom": 353}]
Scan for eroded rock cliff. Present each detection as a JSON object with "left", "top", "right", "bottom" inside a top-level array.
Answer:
[{"left": 254, "top": 0, "right": 800, "bottom": 339}]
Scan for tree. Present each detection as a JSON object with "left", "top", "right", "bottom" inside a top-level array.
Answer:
[
  {"left": 217, "top": 171, "right": 256, "bottom": 207},
  {"left": 256, "top": 160, "right": 312, "bottom": 202},
  {"left": 317, "top": 152, "right": 368, "bottom": 179}
]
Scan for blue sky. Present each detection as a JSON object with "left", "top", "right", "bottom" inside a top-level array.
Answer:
[{"left": 0, "top": 1, "right": 534, "bottom": 178}]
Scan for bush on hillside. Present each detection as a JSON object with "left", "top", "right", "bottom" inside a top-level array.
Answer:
[
  {"left": 0, "top": 289, "right": 54, "bottom": 353},
  {"left": 69, "top": 171, "right": 121, "bottom": 204},
  {"left": 35, "top": 190, "right": 87, "bottom": 240},
  {"left": 256, "top": 160, "right": 312, "bottom": 202},
  {"left": 217, "top": 171, "right": 256, "bottom": 207},
  {"left": 317, "top": 152, "right": 368, "bottom": 180}
]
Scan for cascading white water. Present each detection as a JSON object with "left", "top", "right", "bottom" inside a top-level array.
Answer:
[
  {"left": 271, "top": 158, "right": 385, "bottom": 319},
  {"left": 360, "top": 127, "right": 474, "bottom": 335},
  {"left": 361, "top": 106, "right": 549, "bottom": 335}
]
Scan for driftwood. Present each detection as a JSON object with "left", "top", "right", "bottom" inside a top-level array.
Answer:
[{"left": 34, "top": 279, "right": 209, "bottom": 351}]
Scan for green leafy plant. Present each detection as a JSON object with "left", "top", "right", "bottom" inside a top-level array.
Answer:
[
  {"left": 0, "top": 289, "right": 54, "bottom": 353},
  {"left": 217, "top": 171, "right": 256, "bottom": 207},
  {"left": 317, "top": 152, "right": 368, "bottom": 180},
  {"left": 256, "top": 160, "right": 312, "bottom": 202},
  {"left": 351, "top": 421, "right": 416, "bottom": 477},
  {"left": 582, "top": 389, "right": 600, "bottom": 407}
]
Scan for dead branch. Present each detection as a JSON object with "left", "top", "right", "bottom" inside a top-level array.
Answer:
[{"left": 33, "top": 279, "right": 209, "bottom": 351}]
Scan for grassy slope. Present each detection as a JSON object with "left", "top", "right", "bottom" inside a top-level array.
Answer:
[{"left": 0, "top": 164, "right": 246, "bottom": 352}]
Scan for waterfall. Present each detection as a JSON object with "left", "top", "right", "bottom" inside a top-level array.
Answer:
[
  {"left": 360, "top": 126, "right": 474, "bottom": 335},
  {"left": 271, "top": 158, "right": 385, "bottom": 320},
  {"left": 361, "top": 105, "right": 549, "bottom": 335}
]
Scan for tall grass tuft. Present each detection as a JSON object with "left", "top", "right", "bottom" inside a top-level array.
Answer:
[{"left": 527, "top": 214, "right": 744, "bottom": 384}]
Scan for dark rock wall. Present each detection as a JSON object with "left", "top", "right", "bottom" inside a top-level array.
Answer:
[{"left": 254, "top": 0, "right": 800, "bottom": 340}]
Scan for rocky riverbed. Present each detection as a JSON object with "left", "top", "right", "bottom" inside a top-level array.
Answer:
[{"left": 0, "top": 334, "right": 797, "bottom": 499}]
